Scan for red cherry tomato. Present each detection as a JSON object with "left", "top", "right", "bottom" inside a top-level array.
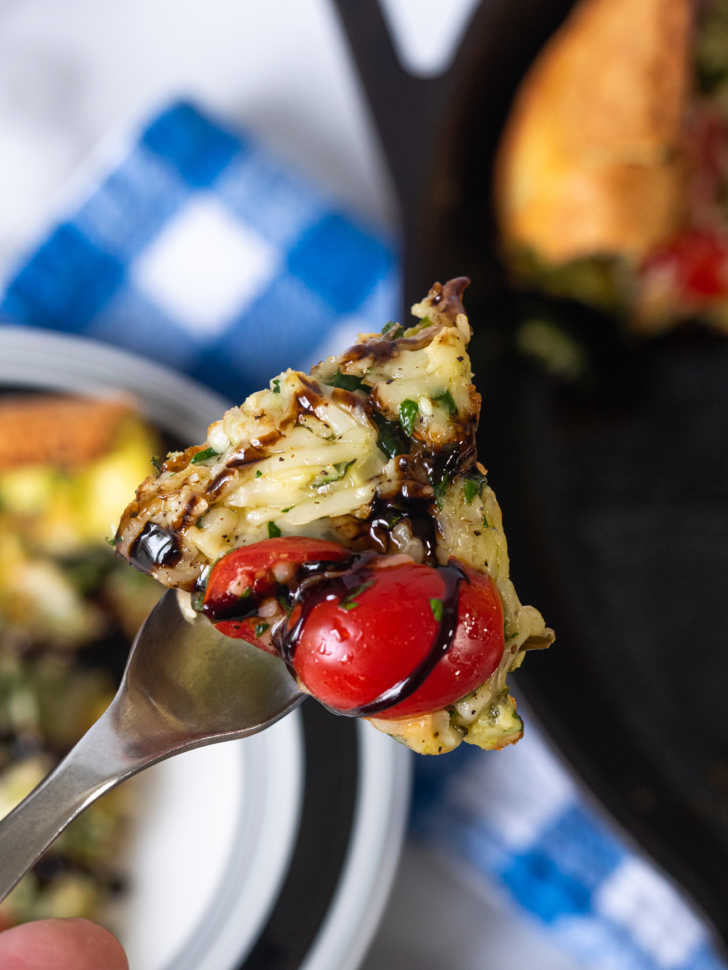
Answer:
[
  {"left": 203, "top": 537, "right": 350, "bottom": 649},
  {"left": 642, "top": 229, "right": 728, "bottom": 300},
  {"left": 290, "top": 560, "right": 504, "bottom": 719}
]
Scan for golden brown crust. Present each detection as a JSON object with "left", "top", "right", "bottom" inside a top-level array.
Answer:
[
  {"left": 495, "top": 0, "right": 693, "bottom": 264},
  {"left": 0, "top": 396, "right": 133, "bottom": 469}
]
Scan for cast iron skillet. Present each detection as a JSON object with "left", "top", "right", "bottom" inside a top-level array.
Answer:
[{"left": 333, "top": 0, "right": 728, "bottom": 946}]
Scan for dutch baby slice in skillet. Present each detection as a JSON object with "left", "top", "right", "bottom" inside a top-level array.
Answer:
[{"left": 116, "top": 279, "right": 553, "bottom": 754}]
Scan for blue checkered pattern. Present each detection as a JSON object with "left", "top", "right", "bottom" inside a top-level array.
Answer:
[
  {"left": 0, "top": 101, "right": 395, "bottom": 401},
  {"left": 413, "top": 720, "right": 726, "bottom": 970},
  {"left": 0, "top": 100, "right": 723, "bottom": 970}
]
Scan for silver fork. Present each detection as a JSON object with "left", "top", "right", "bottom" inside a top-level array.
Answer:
[{"left": 0, "top": 589, "right": 304, "bottom": 902}]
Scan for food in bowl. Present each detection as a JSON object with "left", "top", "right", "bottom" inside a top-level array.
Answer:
[
  {"left": 0, "top": 395, "right": 161, "bottom": 927},
  {"left": 115, "top": 279, "right": 553, "bottom": 755},
  {"left": 496, "top": 0, "right": 728, "bottom": 334}
]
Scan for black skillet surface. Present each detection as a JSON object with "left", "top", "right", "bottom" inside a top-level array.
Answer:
[{"left": 333, "top": 0, "right": 728, "bottom": 944}]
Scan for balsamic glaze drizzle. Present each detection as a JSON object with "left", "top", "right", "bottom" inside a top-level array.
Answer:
[
  {"left": 200, "top": 546, "right": 466, "bottom": 717},
  {"left": 368, "top": 496, "right": 438, "bottom": 563},
  {"left": 268, "top": 554, "right": 466, "bottom": 718},
  {"left": 129, "top": 522, "right": 181, "bottom": 572},
  {"left": 333, "top": 562, "right": 465, "bottom": 717}
]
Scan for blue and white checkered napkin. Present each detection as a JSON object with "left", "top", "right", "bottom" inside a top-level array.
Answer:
[{"left": 0, "top": 100, "right": 724, "bottom": 970}]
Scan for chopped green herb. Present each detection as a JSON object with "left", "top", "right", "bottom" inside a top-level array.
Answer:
[
  {"left": 268, "top": 521, "right": 282, "bottom": 538},
  {"left": 385, "top": 509, "right": 404, "bottom": 528},
  {"left": 313, "top": 459, "right": 355, "bottom": 489},
  {"left": 239, "top": 587, "right": 253, "bottom": 600},
  {"left": 191, "top": 590, "right": 206, "bottom": 612},
  {"left": 482, "top": 514, "right": 489, "bottom": 528},
  {"left": 430, "top": 598, "right": 443, "bottom": 622},
  {"left": 399, "top": 398, "right": 418, "bottom": 437},
  {"left": 403, "top": 317, "right": 432, "bottom": 337},
  {"left": 326, "top": 371, "right": 368, "bottom": 392},
  {"left": 281, "top": 505, "right": 295, "bottom": 513},
  {"left": 433, "top": 390, "right": 457, "bottom": 416},
  {"left": 255, "top": 470, "right": 262, "bottom": 478},
  {"left": 277, "top": 592, "right": 291, "bottom": 615},
  {"left": 374, "top": 414, "right": 410, "bottom": 459},
  {"left": 105, "top": 535, "right": 118, "bottom": 547},
  {"left": 151, "top": 456, "right": 163, "bottom": 474},
  {"left": 433, "top": 472, "right": 451, "bottom": 508},
  {"left": 191, "top": 446, "right": 219, "bottom": 465},
  {"left": 255, "top": 622, "right": 269, "bottom": 637},
  {"left": 272, "top": 378, "right": 281, "bottom": 394},
  {"left": 381, "top": 320, "right": 404, "bottom": 338},
  {"left": 463, "top": 469, "right": 488, "bottom": 503}
]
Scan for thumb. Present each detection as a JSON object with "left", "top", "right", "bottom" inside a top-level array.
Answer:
[{"left": 0, "top": 918, "right": 128, "bottom": 970}]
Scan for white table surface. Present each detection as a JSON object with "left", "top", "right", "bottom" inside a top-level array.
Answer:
[{"left": 0, "top": 2, "right": 579, "bottom": 967}]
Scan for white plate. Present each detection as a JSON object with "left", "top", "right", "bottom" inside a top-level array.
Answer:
[{"left": 0, "top": 326, "right": 411, "bottom": 970}]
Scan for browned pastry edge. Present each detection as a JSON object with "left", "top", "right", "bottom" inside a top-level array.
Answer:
[{"left": 495, "top": 0, "right": 693, "bottom": 264}]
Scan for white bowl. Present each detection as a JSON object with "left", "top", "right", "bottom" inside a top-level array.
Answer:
[{"left": 0, "top": 326, "right": 412, "bottom": 970}]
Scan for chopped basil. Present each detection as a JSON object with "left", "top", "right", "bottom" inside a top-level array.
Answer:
[
  {"left": 430, "top": 598, "right": 443, "bottom": 622},
  {"left": 313, "top": 459, "right": 355, "bottom": 489},
  {"left": 268, "top": 521, "right": 282, "bottom": 538},
  {"left": 463, "top": 469, "right": 488, "bottom": 503},
  {"left": 381, "top": 320, "right": 404, "bottom": 338},
  {"left": 433, "top": 390, "right": 457, "bottom": 416},
  {"left": 374, "top": 414, "right": 410, "bottom": 459},
  {"left": 272, "top": 378, "right": 281, "bottom": 394},
  {"left": 281, "top": 505, "right": 295, "bottom": 513},
  {"left": 255, "top": 470, "right": 262, "bottom": 478},
  {"left": 399, "top": 398, "right": 418, "bottom": 437},
  {"left": 105, "top": 535, "right": 118, "bottom": 547},
  {"left": 151, "top": 456, "right": 163, "bottom": 474},
  {"left": 385, "top": 508, "right": 404, "bottom": 528},
  {"left": 326, "top": 371, "right": 368, "bottom": 392},
  {"left": 255, "top": 622, "right": 269, "bottom": 637},
  {"left": 482, "top": 514, "right": 489, "bottom": 528},
  {"left": 428, "top": 446, "right": 459, "bottom": 508},
  {"left": 191, "top": 446, "right": 219, "bottom": 465},
  {"left": 403, "top": 317, "right": 432, "bottom": 337},
  {"left": 277, "top": 592, "right": 292, "bottom": 615},
  {"left": 239, "top": 587, "right": 253, "bottom": 600},
  {"left": 433, "top": 472, "right": 451, "bottom": 509}
]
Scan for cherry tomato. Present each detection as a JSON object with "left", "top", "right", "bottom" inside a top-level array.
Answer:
[
  {"left": 203, "top": 537, "right": 350, "bottom": 649},
  {"left": 642, "top": 229, "right": 728, "bottom": 300},
  {"left": 290, "top": 560, "right": 504, "bottom": 718}
]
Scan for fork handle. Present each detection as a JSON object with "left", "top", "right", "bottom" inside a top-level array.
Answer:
[{"left": 0, "top": 705, "right": 142, "bottom": 903}]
